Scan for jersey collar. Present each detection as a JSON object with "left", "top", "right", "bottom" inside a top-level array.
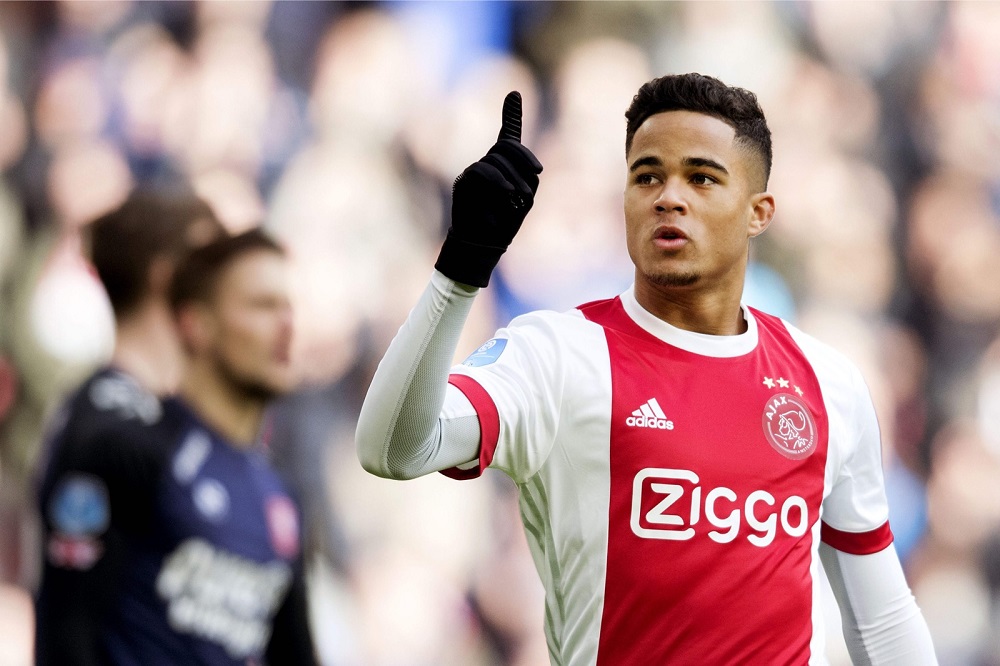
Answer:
[{"left": 619, "top": 285, "right": 759, "bottom": 358}]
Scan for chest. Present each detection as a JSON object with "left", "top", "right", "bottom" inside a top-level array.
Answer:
[
  {"left": 605, "top": 332, "right": 827, "bottom": 477},
  {"left": 157, "top": 429, "right": 300, "bottom": 563},
  {"left": 593, "top": 329, "right": 831, "bottom": 546}
]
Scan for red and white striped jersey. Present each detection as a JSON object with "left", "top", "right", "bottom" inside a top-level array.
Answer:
[{"left": 445, "top": 286, "right": 892, "bottom": 666}]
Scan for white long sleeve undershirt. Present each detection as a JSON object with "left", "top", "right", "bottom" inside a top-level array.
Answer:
[
  {"left": 356, "top": 271, "right": 481, "bottom": 480},
  {"left": 821, "top": 542, "right": 937, "bottom": 664}
]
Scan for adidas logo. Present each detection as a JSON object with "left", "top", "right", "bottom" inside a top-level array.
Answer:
[{"left": 626, "top": 398, "right": 674, "bottom": 430}]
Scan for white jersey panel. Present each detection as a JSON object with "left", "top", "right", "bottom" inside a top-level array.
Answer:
[
  {"left": 783, "top": 322, "right": 891, "bottom": 536},
  {"left": 450, "top": 309, "right": 615, "bottom": 665},
  {"left": 449, "top": 310, "right": 611, "bottom": 484}
]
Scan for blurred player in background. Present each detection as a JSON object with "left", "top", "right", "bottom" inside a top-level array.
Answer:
[
  {"left": 32, "top": 186, "right": 225, "bottom": 662},
  {"left": 35, "top": 227, "right": 317, "bottom": 665},
  {"left": 357, "top": 74, "right": 937, "bottom": 664}
]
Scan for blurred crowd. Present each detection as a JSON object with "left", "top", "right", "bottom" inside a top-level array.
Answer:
[{"left": 0, "top": 1, "right": 998, "bottom": 664}]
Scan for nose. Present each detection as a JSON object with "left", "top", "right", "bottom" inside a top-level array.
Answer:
[
  {"left": 276, "top": 304, "right": 294, "bottom": 357},
  {"left": 279, "top": 303, "right": 294, "bottom": 335},
  {"left": 654, "top": 178, "right": 687, "bottom": 214}
]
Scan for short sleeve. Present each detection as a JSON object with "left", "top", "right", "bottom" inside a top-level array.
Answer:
[
  {"left": 820, "top": 367, "right": 894, "bottom": 555},
  {"left": 446, "top": 312, "right": 569, "bottom": 484},
  {"left": 41, "top": 417, "right": 164, "bottom": 544}
]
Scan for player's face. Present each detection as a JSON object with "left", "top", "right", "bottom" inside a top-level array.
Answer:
[
  {"left": 623, "top": 111, "right": 774, "bottom": 300},
  {"left": 206, "top": 251, "right": 294, "bottom": 401}
]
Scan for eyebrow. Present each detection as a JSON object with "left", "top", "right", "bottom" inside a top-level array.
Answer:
[
  {"left": 684, "top": 157, "right": 729, "bottom": 175},
  {"left": 628, "top": 155, "right": 662, "bottom": 172},
  {"left": 628, "top": 155, "right": 730, "bottom": 176}
]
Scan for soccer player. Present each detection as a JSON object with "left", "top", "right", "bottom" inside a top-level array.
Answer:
[
  {"left": 33, "top": 187, "right": 224, "bottom": 663},
  {"left": 356, "top": 74, "right": 938, "bottom": 664},
  {"left": 36, "top": 228, "right": 317, "bottom": 665}
]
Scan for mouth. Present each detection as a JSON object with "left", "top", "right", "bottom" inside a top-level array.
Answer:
[{"left": 653, "top": 225, "right": 689, "bottom": 249}]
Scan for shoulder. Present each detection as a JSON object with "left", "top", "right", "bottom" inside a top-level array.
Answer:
[
  {"left": 48, "top": 369, "right": 175, "bottom": 468},
  {"left": 456, "top": 308, "right": 603, "bottom": 374},
  {"left": 763, "top": 314, "right": 867, "bottom": 394},
  {"left": 40, "top": 372, "right": 176, "bottom": 516},
  {"left": 504, "top": 306, "right": 598, "bottom": 337},
  {"left": 492, "top": 307, "right": 603, "bottom": 355},
  {"left": 56, "top": 368, "right": 164, "bottom": 438},
  {"left": 84, "top": 369, "right": 164, "bottom": 426}
]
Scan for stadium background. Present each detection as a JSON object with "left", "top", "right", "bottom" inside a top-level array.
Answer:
[{"left": 0, "top": 1, "right": 998, "bottom": 664}]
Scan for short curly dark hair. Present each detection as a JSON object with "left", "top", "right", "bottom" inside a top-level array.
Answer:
[{"left": 625, "top": 73, "right": 772, "bottom": 189}]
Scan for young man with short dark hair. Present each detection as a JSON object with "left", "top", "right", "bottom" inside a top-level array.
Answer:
[{"left": 357, "top": 74, "right": 937, "bottom": 664}]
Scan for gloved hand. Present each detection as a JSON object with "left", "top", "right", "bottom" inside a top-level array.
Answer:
[{"left": 435, "top": 91, "right": 543, "bottom": 288}]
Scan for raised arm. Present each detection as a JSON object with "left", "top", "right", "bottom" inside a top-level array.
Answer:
[{"left": 356, "top": 92, "right": 542, "bottom": 480}]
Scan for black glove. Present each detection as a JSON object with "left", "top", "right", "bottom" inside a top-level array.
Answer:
[{"left": 435, "top": 91, "right": 543, "bottom": 288}]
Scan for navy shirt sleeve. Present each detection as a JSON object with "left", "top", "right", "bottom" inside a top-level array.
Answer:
[{"left": 34, "top": 371, "right": 166, "bottom": 666}]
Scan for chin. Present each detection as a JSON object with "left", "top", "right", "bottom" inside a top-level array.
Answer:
[
  {"left": 257, "top": 371, "right": 295, "bottom": 398},
  {"left": 269, "top": 377, "right": 296, "bottom": 396},
  {"left": 647, "top": 270, "right": 701, "bottom": 288},
  {"left": 224, "top": 370, "right": 293, "bottom": 403}
]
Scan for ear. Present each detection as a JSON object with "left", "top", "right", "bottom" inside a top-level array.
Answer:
[
  {"left": 748, "top": 192, "right": 775, "bottom": 238},
  {"left": 175, "top": 303, "right": 214, "bottom": 355}
]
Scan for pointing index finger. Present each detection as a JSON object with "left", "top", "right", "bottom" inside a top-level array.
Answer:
[{"left": 498, "top": 91, "right": 522, "bottom": 143}]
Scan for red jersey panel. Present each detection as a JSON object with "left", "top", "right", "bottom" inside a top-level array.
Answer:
[{"left": 582, "top": 298, "right": 828, "bottom": 664}]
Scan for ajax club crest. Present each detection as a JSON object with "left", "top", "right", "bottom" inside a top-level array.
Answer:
[{"left": 761, "top": 393, "right": 817, "bottom": 460}]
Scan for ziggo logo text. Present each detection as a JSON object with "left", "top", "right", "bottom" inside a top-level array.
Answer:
[{"left": 630, "top": 468, "right": 809, "bottom": 547}]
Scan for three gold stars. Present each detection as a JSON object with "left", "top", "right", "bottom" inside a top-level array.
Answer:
[{"left": 762, "top": 376, "right": 805, "bottom": 396}]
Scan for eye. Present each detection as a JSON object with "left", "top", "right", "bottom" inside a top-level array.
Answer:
[
  {"left": 634, "top": 173, "right": 659, "bottom": 186},
  {"left": 691, "top": 173, "right": 717, "bottom": 186}
]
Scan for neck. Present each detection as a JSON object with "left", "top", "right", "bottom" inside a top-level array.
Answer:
[
  {"left": 633, "top": 275, "right": 747, "bottom": 336},
  {"left": 178, "top": 363, "right": 266, "bottom": 448},
  {"left": 112, "top": 303, "right": 184, "bottom": 395}
]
